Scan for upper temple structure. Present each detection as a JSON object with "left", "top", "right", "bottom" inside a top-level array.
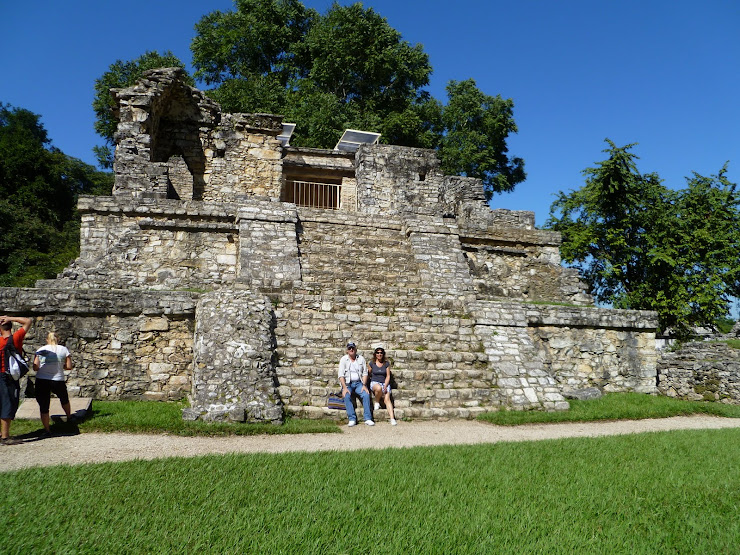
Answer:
[{"left": 0, "top": 68, "right": 659, "bottom": 422}]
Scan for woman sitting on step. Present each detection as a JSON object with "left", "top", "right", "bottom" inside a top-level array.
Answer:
[{"left": 368, "top": 347, "right": 397, "bottom": 426}]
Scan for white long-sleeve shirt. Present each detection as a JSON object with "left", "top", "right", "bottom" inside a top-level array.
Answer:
[{"left": 338, "top": 354, "right": 367, "bottom": 384}]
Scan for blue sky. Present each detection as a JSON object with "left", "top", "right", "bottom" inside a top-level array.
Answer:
[{"left": 2, "top": 1, "right": 739, "bottom": 227}]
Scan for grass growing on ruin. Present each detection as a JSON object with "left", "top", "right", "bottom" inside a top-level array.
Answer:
[
  {"left": 478, "top": 392, "right": 740, "bottom": 426},
  {"left": 720, "top": 338, "right": 740, "bottom": 349},
  {"left": 11, "top": 400, "right": 339, "bottom": 437},
  {"left": 3, "top": 428, "right": 739, "bottom": 552}
]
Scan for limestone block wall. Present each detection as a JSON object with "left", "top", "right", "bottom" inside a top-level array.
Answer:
[
  {"left": 403, "top": 216, "right": 475, "bottom": 296},
  {"left": 202, "top": 113, "right": 284, "bottom": 202},
  {"left": 658, "top": 342, "right": 740, "bottom": 404},
  {"left": 355, "top": 144, "right": 445, "bottom": 215},
  {"left": 52, "top": 197, "right": 239, "bottom": 290},
  {"left": 186, "top": 289, "right": 283, "bottom": 423},
  {"left": 460, "top": 229, "right": 592, "bottom": 305},
  {"left": 469, "top": 300, "right": 569, "bottom": 410},
  {"left": 237, "top": 201, "right": 302, "bottom": 288},
  {"left": 528, "top": 305, "right": 658, "bottom": 394},
  {"left": 0, "top": 288, "right": 196, "bottom": 401}
]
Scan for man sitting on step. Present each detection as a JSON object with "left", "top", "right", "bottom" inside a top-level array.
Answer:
[{"left": 338, "top": 342, "right": 374, "bottom": 426}]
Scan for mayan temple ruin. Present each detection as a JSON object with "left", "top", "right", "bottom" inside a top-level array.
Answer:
[{"left": 0, "top": 68, "right": 662, "bottom": 422}]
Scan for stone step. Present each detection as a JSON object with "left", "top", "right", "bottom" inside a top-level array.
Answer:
[
  {"left": 276, "top": 360, "right": 492, "bottom": 390},
  {"left": 15, "top": 397, "right": 92, "bottom": 421},
  {"left": 298, "top": 228, "right": 408, "bottom": 246},
  {"left": 274, "top": 312, "right": 477, "bottom": 332},
  {"left": 286, "top": 404, "right": 497, "bottom": 421},
  {"left": 277, "top": 362, "right": 491, "bottom": 384},
  {"left": 269, "top": 288, "right": 475, "bottom": 309},
  {"left": 277, "top": 345, "right": 488, "bottom": 363},
  {"left": 276, "top": 336, "right": 482, "bottom": 356},
  {"left": 300, "top": 256, "right": 416, "bottom": 270},
  {"left": 299, "top": 245, "right": 414, "bottom": 257},
  {"left": 275, "top": 331, "right": 479, "bottom": 347},
  {"left": 300, "top": 251, "right": 415, "bottom": 264}
]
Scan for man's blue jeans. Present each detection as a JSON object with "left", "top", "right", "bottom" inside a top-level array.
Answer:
[{"left": 343, "top": 381, "right": 372, "bottom": 422}]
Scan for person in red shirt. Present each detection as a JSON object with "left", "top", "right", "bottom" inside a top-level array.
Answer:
[{"left": 0, "top": 315, "right": 33, "bottom": 445}]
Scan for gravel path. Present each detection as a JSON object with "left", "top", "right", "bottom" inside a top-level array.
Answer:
[{"left": 2, "top": 415, "right": 740, "bottom": 473}]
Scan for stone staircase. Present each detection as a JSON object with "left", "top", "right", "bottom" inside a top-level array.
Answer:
[
  {"left": 271, "top": 287, "right": 500, "bottom": 419},
  {"left": 296, "top": 218, "right": 423, "bottom": 289},
  {"left": 267, "top": 216, "right": 504, "bottom": 419}
]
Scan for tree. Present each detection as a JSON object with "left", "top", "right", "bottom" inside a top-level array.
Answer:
[
  {"left": 192, "top": 0, "right": 315, "bottom": 86},
  {"left": 188, "top": 0, "right": 524, "bottom": 195},
  {"left": 547, "top": 140, "right": 740, "bottom": 337},
  {"left": 0, "top": 103, "right": 112, "bottom": 287},
  {"left": 92, "top": 50, "right": 190, "bottom": 168},
  {"left": 439, "top": 79, "right": 525, "bottom": 197}
]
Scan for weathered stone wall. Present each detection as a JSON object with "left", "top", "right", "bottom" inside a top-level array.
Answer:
[
  {"left": 0, "top": 288, "right": 196, "bottom": 401},
  {"left": 403, "top": 216, "right": 475, "bottom": 296},
  {"left": 528, "top": 306, "right": 658, "bottom": 394},
  {"left": 185, "top": 289, "right": 283, "bottom": 422},
  {"left": 355, "top": 144, "right": 445, "bottom": 215},
  {"left": 461, "top": 230, "right": 592, "bottom": 305},
  {"left": 237, "top": 201, "right": 302, "bottom": 288},
  {"left": 469, "top": 300, "right": 569, "bottom": 411},
  {"left": 112, "top": 68, "right": 283, "bottom": 203},
  {"left": 112, "top": 68, "right": 220, "bottom": 200},
  {"left": 658, "top": 341, "right": 740, "bottom": 404},
  {"left": 202, "top": 113, "right": 284, "bottom": 202},
  {"left": 48, "top": 197, "right": 238, "bottom": 290}
]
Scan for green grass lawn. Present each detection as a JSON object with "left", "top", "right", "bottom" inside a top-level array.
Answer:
[
  {"left": 10, "top": 393, "right": 740, "bottom": 438},
  {"left": 2, "top": 428, "right": 739, "bottom": 553},
  {"left": 10, "top": 399, "right": 340, "bottom": 438},
  {"left": 478, "top": 392, "right": 740, "bottom": 426}
]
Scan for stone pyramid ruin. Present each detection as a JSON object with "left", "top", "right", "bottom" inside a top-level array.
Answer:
[{"left": 0, "top": 68, "right": 658, "bottom": 422}]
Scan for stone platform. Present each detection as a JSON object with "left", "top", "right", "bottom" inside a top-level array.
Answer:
[{"left": 15, "top": 397, "right": 92, "bottom": 421}]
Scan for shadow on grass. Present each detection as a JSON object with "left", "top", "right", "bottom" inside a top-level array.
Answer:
[{"left": 11, "top": 400, "right": 340, "bottom": 439}]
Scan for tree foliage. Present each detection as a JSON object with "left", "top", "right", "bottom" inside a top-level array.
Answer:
[
  {"left": 0, "top": 103, "right": 112, "bottom": 287},
  {"left": 438, "top": 79, "right": 525, "bottom": 194},
  {"left": 187, "top": 0, "right": 524, "bottom": 197},
  {"left": 92, "top": 50, "right": 191, "bottom": 168},
  {"left": 547, "top": 140, "right": 740, "bottom": 337}
]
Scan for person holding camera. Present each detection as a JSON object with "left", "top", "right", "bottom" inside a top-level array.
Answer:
[{"left": 0, "top": 315, "right": 33, "bottom": 445}]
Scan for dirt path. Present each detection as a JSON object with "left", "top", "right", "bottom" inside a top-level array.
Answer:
[{"left": 2, "top": 415, "right": 740, "bottom": 473}]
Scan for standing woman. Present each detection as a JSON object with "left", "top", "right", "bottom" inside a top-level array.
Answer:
[
  {"left": 33, "top": 332, "right": 74, "bottom": 435},
  {"left": 368, "top": 347, "right": 397, "bottom": 426}
]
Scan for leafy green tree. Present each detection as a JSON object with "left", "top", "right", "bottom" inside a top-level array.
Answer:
[
  {"left": 439, "top": 79, "right": 525, "bottom": 197},
  {"left": 547, "top": 140, "right": 740, "bottom": 337},
  {"left": 92, "top": 50, "right": 191, "bottom": 168},
  {"left": 0, "top": 103, "right": 112, "bottom": 287},
  {"left": 188, "top": 0, "right": 524, "bottom": 195},
  {"left": 192, "top": 0, "right": 315, "bottom": 86}
]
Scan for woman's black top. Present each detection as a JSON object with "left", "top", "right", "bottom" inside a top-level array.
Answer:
[{"left": 369, "top": 361, "right": 389, "bottom": 383}]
